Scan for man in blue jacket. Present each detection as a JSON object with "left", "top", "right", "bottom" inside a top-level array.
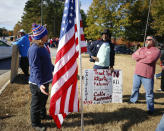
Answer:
[
  {"left": 13, "top": 29, "right": 30, "bottom": 77},
  {"left": 88, "top": 29, "right": 115, "bottom": 70}
]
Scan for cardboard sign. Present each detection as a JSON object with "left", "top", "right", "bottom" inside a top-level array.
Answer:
[{"left": 83, "top": 69, "right": 122, "bottom": 104}]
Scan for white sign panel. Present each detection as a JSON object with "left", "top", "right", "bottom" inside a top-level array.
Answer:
[{"left": 83, "top": 69, "right": 122, "bottom": 104}]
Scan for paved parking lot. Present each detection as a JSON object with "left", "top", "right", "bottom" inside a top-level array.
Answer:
[{"left": 0, "top": 58, "right": 11, "bottom": 75}]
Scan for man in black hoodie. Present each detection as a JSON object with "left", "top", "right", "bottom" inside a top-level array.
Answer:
[{"left": 88, "top": 29, "right": 115, "bottom": 70}]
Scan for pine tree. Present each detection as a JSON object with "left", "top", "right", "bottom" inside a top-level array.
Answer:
[
  {"left": 21, "top": 0, "right": 41, "bottom": 33},
  {"left": 20, "top": 0, "right": 64, "bottom": 38},
  {"left": 84, "top": 0, "right": 113, "bottom": 40},
  {"left": 151, "top": 0, "right": 164, "bottom": 42}
]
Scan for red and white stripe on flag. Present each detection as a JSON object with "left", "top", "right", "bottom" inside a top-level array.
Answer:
[
  {"left": 75, "top": 16, "right": 87, "bottom": 54},
  {"left": 49, "top": 0, "right": 86, "bottom": 129}
]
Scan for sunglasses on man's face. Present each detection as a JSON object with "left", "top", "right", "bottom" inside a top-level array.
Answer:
[{"left": 146, "top": 39, "right": 153, "bottom": 41}]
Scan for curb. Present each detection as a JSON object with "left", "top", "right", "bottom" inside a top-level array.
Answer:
[
  {"left": 0, "top": 80, "right": 10, "bottom": 95},
  {"left": 0, "top": 70, "right": 10, "bottom": 95},
  {"left": 0, "top": 69, "right": 22, "bottom": 95}
]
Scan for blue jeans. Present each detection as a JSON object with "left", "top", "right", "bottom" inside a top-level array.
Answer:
[
  {"left": 156, "top": 114, "right": 164, "bottom": 131},
  {"left": 130, "top": 74, "right": 154, "bottom": 112},
  {"left": 93, "top": 65, "right": 109, "bottom": 69}
]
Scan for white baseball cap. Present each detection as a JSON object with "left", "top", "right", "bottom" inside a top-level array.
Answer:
[{"left": 19, "top": 29, "right": 25, "bottom": 33}]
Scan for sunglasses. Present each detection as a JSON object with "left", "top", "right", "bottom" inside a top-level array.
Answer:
[{"left": 146, "top": 39, "right": 153, "bottom": 41}]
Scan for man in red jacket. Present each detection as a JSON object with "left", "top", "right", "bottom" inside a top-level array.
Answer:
[{"left": 129, "top": 36, "right": 160, "bottom": 115}]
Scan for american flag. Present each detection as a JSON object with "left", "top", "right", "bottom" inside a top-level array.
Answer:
[{"left": 49, "top": 0, "right": 87, "bottom": 129}]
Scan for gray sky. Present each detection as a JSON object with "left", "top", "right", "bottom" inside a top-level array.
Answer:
[
  {"left": 0, "top": 0, "right": 92, "bottom": 30},
  {"left": 0, "top": 0, "right": 28, "bottom": 30}
]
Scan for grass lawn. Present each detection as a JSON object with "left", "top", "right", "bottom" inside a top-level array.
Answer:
[{"left": 0, "top": 54, "right": 163, "bottom": 131}]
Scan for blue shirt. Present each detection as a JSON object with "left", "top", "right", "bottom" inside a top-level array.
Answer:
[{"left": 12, "top": 34, "right": 30, "bottom": 57}]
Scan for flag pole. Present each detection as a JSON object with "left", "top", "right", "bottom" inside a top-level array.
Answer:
[{"left": 75, "top": 0, "right": 84, "bottom": 131}]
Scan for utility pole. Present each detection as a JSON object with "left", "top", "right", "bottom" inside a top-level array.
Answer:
[
  {"left": 143, "top": 0, "right": 152, "bottom": 46},
  {"left": 41, "top": 0, "right": 43, "bottom": 25}
]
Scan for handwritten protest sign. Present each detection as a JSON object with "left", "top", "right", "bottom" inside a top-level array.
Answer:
[{"left": 83, "top": 69, "right": 122, "bottom": 104}]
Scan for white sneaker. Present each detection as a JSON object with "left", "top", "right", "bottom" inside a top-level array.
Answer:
[{"left": 156, "top": 88, "right": 163, "bottom": 92}]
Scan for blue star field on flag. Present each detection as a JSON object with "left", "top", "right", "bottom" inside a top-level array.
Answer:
[{"left": 60, "top": 0, "right": 75, "bottom": 38}]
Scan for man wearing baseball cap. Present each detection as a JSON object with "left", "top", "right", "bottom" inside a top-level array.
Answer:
[
  {"left": 12, "top": 29, "right": 30, "bottom": 79},
  {"left": 88, "top": 29, "right": 115, "bottom": 70}
]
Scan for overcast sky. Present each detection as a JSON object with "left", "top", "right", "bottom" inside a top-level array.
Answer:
[{"left": 0, "top": 0, "right": 92, "bottom": 30}]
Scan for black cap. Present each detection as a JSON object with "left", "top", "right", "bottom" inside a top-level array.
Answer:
[{"left": 101, "top": 29, "right": 111, "bottom": 36}]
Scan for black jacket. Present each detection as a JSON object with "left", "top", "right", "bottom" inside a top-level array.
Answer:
[
  {"left": 88, "top": 39, "right": 115, "bottom": 67},
  {"left": 160, "top": 49, "right": 164, "bottom": 65}
]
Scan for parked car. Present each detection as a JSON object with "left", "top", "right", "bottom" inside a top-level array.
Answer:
[
  {"left": 115, "top": 45, "right": 133, "bottom": 54},
  {"left": 0, "top": 40, "right": 12, "bottom": 60},
  {"left": 1, "top": 39, "right": 7, "bottom": 43}
]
